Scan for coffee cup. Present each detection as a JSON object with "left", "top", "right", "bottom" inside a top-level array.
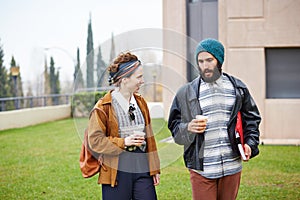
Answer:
[
  {"left": 133, "top": 131, "right": 145, "bottom": 137},
  {"left": 195, "top": 115, "right": 208, "bottom": 121},
  {"left": 133, "top": 131, "right": 145, "bottom": 147}
]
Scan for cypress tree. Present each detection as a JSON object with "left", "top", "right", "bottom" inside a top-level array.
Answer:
[
  {"left": 44, "top": 58, "right": 50, "bottom": 94},
  {"left": 86, "top": 15, "right": 94, "bottom": 88},
  {"left": 17, "top": 68, "right": 23, "bottom": 98},
  {"left": 109, "top": 32, "right": 116, "bottom": 63},
  {"left": 49, "top": 57, "right": 60, "bottom": 104},
  {"left": 49, "top": 57, "right": 56, "bottom": 95},
  {"left": 96, "top": 46, "right": 106, "bottom": 87},
  {"left": 55, "top": 70, "right": 60, "bottom": 94},
  {"left": 74, "top": 48, "right": 84, "bottom": 90}
]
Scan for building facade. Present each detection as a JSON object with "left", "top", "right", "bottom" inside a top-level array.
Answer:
[{"left": 162, "top": 0, "right": 300, "bottom": 144}]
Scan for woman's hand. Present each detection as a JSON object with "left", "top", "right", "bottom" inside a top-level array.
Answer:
[
  {"left": 153, "top": 174, "right": 160, "bottom": 186},
  {"left": 188, "top": 119, "right": 207, "bottom": 134},
  {"left": 124, "top": 135, "right": 145, "bottom": 147}
]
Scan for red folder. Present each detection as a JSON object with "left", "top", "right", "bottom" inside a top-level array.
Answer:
[
  {"left": 235, "top": 111, "right": 247, "bottom": 160},
  {"left": 235, "top": 111, "right": 244, "bottom": 145}
]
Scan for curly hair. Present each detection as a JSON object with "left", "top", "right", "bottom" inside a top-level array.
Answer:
[{"left": 108, "top": 52, "right": 138, "bottom": 73}]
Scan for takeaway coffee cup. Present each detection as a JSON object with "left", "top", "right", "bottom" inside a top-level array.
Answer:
[
  {"left": 133, "top": 131, "right": 145, "bottom": 137},
  {"left": 133, "top": 131, "right": 145, "bottom": 147},
  {"left": 195, "top": 115, "right": 208, "bottom": 121}
]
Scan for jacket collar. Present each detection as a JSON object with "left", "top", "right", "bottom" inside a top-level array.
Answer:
[
  {"left": 101, "top": 90, "right": 113, "bottom": 105},
  {"left": 187, "top": 76, "right": 201, "bottom": 102},
  {"left": 101, "top": 90, "right": 143, "bottom": 106},
  {"left": 184, "top": 76, "right": 201, "bottom": 118}
]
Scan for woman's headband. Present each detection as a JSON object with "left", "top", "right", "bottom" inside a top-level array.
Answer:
[{"left": 108, "top": 60, "right": 141, "bottom": 85}]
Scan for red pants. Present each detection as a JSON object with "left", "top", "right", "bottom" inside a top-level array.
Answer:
[{"left": 189, "top": 170, "right": 241, "bottom": 200}]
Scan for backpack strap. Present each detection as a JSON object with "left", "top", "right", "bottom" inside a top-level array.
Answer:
[{"left": 89, "top": 102, "right": 110, "bottom": 137}]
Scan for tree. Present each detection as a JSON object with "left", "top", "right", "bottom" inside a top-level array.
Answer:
[
  {"left": 17, "top": 68, "right": 23, "bottom": 98},
  {"left": 49, "top": 57, "right": 56, "bottom": 95},
  {"left": 0, "top": 40, "right": 13, "bottom": 110},
  {"left": 44, "top": 58, "right": 50, "bottom": 94},
  {"left": 43, "top": 58, "right": 51, "bottom": 105},
  {"left": 55, "top": 70, "right": 60, "bottom": 94},
  {"left": 109, "top": 32, "right": 116, "bottom": 63},
  {"left": 0, "top": 41, "right": 11, "bottom": 97},
  {"left": 86, "top": 14, "right": 94, "bottom": 88},
  {"left": 96, "top": 46, "right": 106, "bottom": 87},
  {"left": 49, "top": 57, "right": 60, "bottom": 104},
  {"left": 49, "top": 57, "right": 60, "bottom": 94},
  {"left": 74, "top": 48, "right": 84, "bottom": 90}
]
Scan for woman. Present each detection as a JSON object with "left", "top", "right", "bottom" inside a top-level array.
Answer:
[{"left": 87, "top": 52, "right": 160, "bottom": 200}]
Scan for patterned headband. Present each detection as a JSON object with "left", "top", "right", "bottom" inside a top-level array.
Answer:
[{"left": 108, "top": 60, "right": 141, "bottom": 85}]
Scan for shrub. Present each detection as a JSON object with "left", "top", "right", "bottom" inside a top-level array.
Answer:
[{"left": 71, "top": 91, "right": 107, "bottom": 117}]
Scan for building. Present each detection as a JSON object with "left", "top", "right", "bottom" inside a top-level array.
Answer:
[{"left": 162, "top": 0, "right": 300, "bottom": 145}]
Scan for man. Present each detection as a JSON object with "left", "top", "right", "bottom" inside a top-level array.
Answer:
[{"left": 168, "top": 38, "right": 261, "bottom": 200}]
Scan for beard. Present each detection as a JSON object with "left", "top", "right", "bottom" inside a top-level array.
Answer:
[{"left": 200, "top": 66, "right": 222, "bottom": 83}]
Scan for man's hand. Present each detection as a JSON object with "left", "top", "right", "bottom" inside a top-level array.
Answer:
[
  {"left": 187, "top": 119, "right": 207, "bottom": 134},
  {"left": 243, "top": 144, "right": 252, "bottom": 161}
]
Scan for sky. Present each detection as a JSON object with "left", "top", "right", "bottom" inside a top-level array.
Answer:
[{"left": 0, "top": 0, "right": 162, "bottom": 92}]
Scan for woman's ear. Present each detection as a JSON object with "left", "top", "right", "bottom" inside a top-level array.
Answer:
[
  {"left": 120, "top": 77, "right": 128, "bottom": 86},
  {"left": 124, "top": 77, "right": 130, "bottom": 82}
]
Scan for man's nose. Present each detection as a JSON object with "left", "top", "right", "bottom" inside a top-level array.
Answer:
[{"left": 203, "top": 61, "right": 210, "bottom": 69}]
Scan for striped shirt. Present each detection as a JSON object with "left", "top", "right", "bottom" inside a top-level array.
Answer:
[
  {"left": 111, "top": 91, "right": 146, "bottom": 151},
  {"left": 195, "top": 74, "right": 242, "bottom": 179}
]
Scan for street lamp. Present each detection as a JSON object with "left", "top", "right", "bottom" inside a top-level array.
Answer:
[
  {"left": 10, "top": 66, "right": 20, "bottom": 108},
  {"left": 10, "top": 66, "right": 20, "bottom": 95}
]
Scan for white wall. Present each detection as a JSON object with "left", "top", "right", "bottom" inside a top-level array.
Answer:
[{"left": 0, "top": 105, "right": 71, "bottom": 131}]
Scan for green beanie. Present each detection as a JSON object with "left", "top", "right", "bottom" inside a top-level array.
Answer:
[{"left": 195, "top": 38, "right": 224, "bottom": 65}]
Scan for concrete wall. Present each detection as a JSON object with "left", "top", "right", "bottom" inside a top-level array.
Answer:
[
  {"left": 162, "top": 0, "right": 300, "bottom": 145},
  {"left": 219, "top": 0, "right": 300, "bottom": 145},
  {"left": 162, "top": 0, "right": 188, "bottom": 119},
  {"left": 0, "top": 105, "right": 71, "bottom": 131}
]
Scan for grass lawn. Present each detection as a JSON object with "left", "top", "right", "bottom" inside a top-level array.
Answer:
[{"left": 0, "top": 118, "right": 299, "bottom": 199}]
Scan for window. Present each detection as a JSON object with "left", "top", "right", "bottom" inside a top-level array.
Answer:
[{"left": 266, "top": 48, "right": 300, "bottom": 98}]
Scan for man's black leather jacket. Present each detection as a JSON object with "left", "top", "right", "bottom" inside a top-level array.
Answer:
[{"left": 168, "top": 73, "right": 261, "bottom": 171}]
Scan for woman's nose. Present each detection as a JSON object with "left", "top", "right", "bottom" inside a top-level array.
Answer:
[{"left": 139, "top": 77, "right": 145, "bottom": 84}]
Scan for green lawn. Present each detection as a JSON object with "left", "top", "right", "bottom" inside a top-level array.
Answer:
[{"left": 0, "top": 118, "right": 299, "bottom": 199}]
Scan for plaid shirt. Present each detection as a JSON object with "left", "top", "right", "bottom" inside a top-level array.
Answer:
[{"left": 195, "top": 74, "right": 242, "bottom": 179}]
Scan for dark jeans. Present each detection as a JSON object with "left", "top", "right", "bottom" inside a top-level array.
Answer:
[{"left": 102, "top": 148, "right": 157, "bottom": 200}]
